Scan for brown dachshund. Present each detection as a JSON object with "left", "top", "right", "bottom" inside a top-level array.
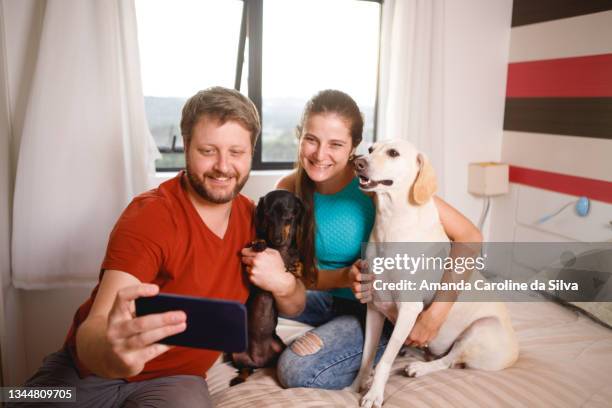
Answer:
[{"left": 230, "top": 190, "right": 304, "bottom": 386}]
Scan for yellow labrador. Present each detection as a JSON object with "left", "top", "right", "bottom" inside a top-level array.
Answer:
[{"left": 349, "top": 139, "right": 518, "bottom": 408}]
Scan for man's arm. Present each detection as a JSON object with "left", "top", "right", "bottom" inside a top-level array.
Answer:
[
  {"left": 270, "top": 271, "right": 307, "bottom": 317},
  {"left": 76, "top": 270, "right": 186, "bottom": 378}
]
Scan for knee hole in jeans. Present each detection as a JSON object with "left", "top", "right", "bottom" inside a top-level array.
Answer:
[{"left": 290, "top": 332, "right": 323, "bottom": 356}]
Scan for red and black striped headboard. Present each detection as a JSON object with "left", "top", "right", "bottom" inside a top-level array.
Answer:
[{"left": 503, "top": 0, "right": 612, "bottom": 204}]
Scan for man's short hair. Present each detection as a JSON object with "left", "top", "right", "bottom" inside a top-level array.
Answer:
[{"left": 180, "top": 87, "right": 261, "bottom": 149}]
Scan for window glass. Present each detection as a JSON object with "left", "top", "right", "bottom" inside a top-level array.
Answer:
[
  {"left": 261, "top": 0, "right": 380, "bottom": 162},
  {"left": 135, "top": 0, "right": 244, "bottom": 170},
  {"left": 136, "top": 0, "right": 380, "bottom": 170}
]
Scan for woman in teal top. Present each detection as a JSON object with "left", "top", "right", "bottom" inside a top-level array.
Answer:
[{"left": 275, "top": 90, "right": 482, "bottom": 389}]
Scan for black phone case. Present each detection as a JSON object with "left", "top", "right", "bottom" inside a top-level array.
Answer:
[{"left": 135, "top": 293, "right": 247, "bottom": 352}]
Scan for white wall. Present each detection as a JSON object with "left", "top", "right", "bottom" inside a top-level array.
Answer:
[{"left": 442, "top": 0, "right": 513, "bottom": 238}]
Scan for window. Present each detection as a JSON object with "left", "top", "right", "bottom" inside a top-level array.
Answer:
[
  {"left": 135, "top": 0, "right": 244, "bottom": 171},
  {"left": 135, "top": 0, "right": 381, "bottom": 171}
]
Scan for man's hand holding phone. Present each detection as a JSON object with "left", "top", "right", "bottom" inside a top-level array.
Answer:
[{"left": 105, "top": 284, "right": 187, "bottom": 377}]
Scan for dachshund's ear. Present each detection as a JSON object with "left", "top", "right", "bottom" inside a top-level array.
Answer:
[
  {"left": 254, "top": 196, "right": 266, "bottom": 236},
  {"left": 410, "top": 153, "right": 437, "bottom": 205}
]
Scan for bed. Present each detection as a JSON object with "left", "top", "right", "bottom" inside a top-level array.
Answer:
[{"left": 207, "top": 301, "right": 612, "bottom": 407}]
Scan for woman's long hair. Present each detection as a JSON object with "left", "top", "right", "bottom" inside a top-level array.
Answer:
[{"left": 295, "top": 90, "right": 364, "bottom": 288}]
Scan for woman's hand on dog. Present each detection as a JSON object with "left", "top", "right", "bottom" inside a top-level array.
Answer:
[
  {"left": 404, "top": 304, "right": 450, "bottom": 348},
  {"left": 348, "top": 259, "right": 374, "bottom": 303},
  {"left": 241, "top": 247, "right": 296, "bottom": 297}
]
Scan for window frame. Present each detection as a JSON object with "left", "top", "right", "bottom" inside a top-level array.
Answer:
[
  {"left": 239, "top": 0, "right": 383, "bottom": 170},
  {"left": 153, "top": 0, "right": 383, "bottom": 172}
]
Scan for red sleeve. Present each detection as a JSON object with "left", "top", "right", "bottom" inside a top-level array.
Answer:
[{"left": 101, "top": 195, "right": 175, "bottom": 283}]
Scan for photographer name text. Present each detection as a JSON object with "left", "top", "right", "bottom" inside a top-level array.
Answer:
[{"left": 373, "top": 279, "right": 579, "bottom": 292}]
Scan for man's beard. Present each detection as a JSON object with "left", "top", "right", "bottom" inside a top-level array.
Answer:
[{"left": 185, "top": 165, "right": 249, "bottom": 204}]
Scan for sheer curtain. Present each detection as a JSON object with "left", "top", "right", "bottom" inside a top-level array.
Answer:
[
  {"left": 12, "top": 0, "right": 159, "bottom": 289},
  {"left": 377, "top": 0, "right": 446, "bottom": 195}
]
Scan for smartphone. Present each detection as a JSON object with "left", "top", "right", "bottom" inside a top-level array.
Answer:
[{"left": 135, "top": 293, "right": 247, "bottom": 352}]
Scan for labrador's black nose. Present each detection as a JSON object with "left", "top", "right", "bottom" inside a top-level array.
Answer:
[{"left": 354, "top": 157, "right": 368, "bottom": 172}]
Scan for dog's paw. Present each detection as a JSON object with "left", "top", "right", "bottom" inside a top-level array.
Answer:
[
  {"left": 405, "top": 361, "right": 433, "bottom": 378},
  {"left": 361, "top": 374, "right": 374, "bottom": 391},
  {"left": 250, "top": 239, "right": 267, "bottom": 252},
  {"left": 229, "top": 376, "right": 244, "bottom": 387},
  {"left": 345, "top": 374, "right": 373, "bottom": 393},
  {"left": 360, "top": 387, "right": 384, "bottom": 408}
]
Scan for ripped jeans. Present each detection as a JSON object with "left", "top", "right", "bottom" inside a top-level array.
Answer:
[{"left": 276, "top": 290, "right": 392, "bottom": 390}]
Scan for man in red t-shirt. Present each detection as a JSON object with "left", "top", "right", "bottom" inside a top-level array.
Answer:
[{"left": 17, "top": 87, "right": 306, "bottom": 407}]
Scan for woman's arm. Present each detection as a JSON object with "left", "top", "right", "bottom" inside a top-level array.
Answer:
[
  {"left": 405, "top": 196, "right": 483, "bottom": 347},
  {"left": 314, "top": 267, "right": 351, "bottom": 290},
  {"left": 435, "top": 196, "right": 483, "bottom": 243}
]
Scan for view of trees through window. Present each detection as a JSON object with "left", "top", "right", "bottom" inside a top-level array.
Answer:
[{"left": 135, "top": 0, "right": 380, "bottom": 171}]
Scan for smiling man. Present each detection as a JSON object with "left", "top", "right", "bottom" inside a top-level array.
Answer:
[
  {"left": 182, "top": 92, "right": 253, "bottom": 205},
  {"left": 16, "top": 87, "right": 305, "bottom": 408}
]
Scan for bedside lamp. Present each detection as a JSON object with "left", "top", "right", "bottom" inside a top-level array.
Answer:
[
  {"left": 468, "top": 162, "right": 509, "bottom": 196},
  {"left": 468, "top": 162, "right": 509, "bottom": 230}
]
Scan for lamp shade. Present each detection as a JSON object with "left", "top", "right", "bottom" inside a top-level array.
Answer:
[{"left": 468, "top": 162, "right": 509, "bottom": 196}]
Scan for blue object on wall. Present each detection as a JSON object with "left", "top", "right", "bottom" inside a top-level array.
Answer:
[
  {"left": 536, "top": 196, "right": 590, "bottom": 224},
  {"left": 575, "top": 196, "right": 590, "bottom": 217}
]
